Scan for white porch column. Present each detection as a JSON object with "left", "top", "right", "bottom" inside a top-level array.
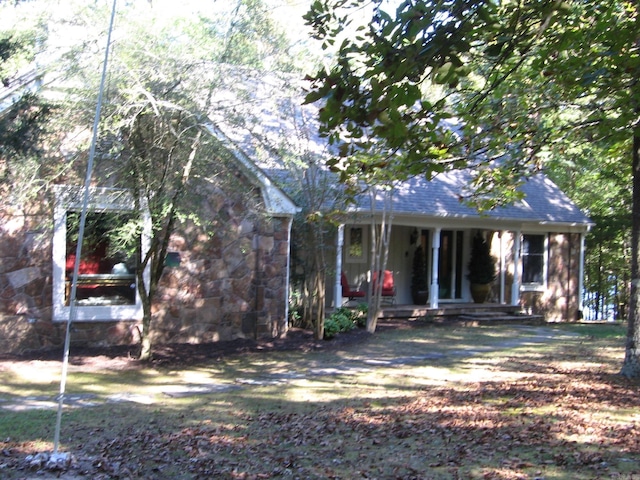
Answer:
[
  {"left": 578, "top": 232, "right": 585, "bottom": 314},
  {"left": 284, "top": 217, "right": 294, "bottom": 329},
  {"left": 499, "top": 231, "right": 506, "bottom": 304},
  {"left": 430, "top": 227, "right": 441, "bottom": 308},
  {"left": 511, "top": 230, "right": 521, "bottom": 306},
  {"left": 335, "top": 224, "right": 345, "bottom": 307}
]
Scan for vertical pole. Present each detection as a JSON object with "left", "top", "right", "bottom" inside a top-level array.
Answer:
[
  {"left": 335, "top": 224, "right": 344, "bottom": 307},
  {"left": 511, "top": 230, "right": 521, "bottom": 306},
  {"left": 430, "top": 227, "right": 441, "bottom": 308},
  {"left": 53, "top": 0, "right": 118, "bottom": 455}
]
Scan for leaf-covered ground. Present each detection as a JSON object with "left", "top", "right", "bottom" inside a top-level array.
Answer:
[{"left": 0, "top": 321, "right": 638, "bottom": 479}]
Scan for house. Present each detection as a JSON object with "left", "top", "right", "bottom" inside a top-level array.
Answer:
[
  {"left": 334, "top": 172, "right": 592, "bottom": 321},
  {"left": 0, "top": 67, "right": 592, "bottom": 355},
  {"left": 206, "top": 73, "right": 593, "bottom": 322}
]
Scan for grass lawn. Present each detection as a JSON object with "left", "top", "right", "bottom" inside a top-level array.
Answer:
[{"left": 0, "top": 322, "right": 638, "bottom": 479}]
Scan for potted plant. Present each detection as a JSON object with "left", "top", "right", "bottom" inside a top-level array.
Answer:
[
  {"left": 411, "top": 245, "right": 429, "bottom": 304},
  {"left": 467, "top": 233, "right": 497, "bottom": 303}
]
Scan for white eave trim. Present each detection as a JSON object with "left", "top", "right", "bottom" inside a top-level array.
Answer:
[
  {"left": 205, "top": 123, "right": 300, "bottom": 217},
  {"left": 346, "top": 210, "right": 593, "bottom": 233}
]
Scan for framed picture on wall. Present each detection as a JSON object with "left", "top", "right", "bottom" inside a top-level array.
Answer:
[{"left": 346, "top": 226, "right": 367, "bottom": 263}]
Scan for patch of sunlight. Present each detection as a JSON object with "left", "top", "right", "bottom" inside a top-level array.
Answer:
[
  {"left": 464, "top": 356, "right": 523, "bottom": 368},
  {"left": 106, "top": 392, "right": 156, "bottom": 404},
  {"left": 526, "top": 403, "right": 563, "bottom": 417},
  {"left": 596, "top": 347, "right": 625, "bottom": 361},
  {"left": 177, "top": 369, "right": 217, "bottom": 384},
  {"left": 160, "top": 382, "right": 236, "bottom": 398},
  {"left": 471, "top": 467, "right": 541, "bottom": 480},
  {"left": 349, "top": 364, "right": 528, "bottom": 391},
  {"left": 591, "top": 407, "right": 640, "bottom": 424},
  {"left": 351, "top": 371, "right": 425, "bottom": 390},
  {"left": 561, "top": 431, "right": 610, "bottom": 447},
  {"left": 395, "top": 336, "right": 438, "bottom": 345},
  {"left": 409, "top": 365, "right": 532, "bottom": 384},
  {"left": 8, "top": 440, "right": 53, "bottom": 454},
  {"left": 282, "top": 380, "right": 399, "bottom": 403},
  {"left": 552, "top": 361, "right": 609, "bottom": 371},
  {"left": 0, "top": 380, "right": 58, "bottom": 398},
  {"left": 3, "top": 362, "right": 60, "bottom": 384}
]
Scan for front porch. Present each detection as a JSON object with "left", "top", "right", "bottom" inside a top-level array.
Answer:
[{"left": 378, "top": 302, "right": 545, "bottom": 324}]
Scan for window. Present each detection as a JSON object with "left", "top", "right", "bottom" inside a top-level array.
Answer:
[
  {"left": 65, "top": 211, "right": 136, "bottom": 306},
  {"left": 522, "top": 234, "right": 546, "bottom": 286},
  {"left": 53, "top": 186, "right": 149, "bottom": 322}
]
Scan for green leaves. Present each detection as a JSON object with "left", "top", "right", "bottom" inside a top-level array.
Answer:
[{"left": 304, "top": 0, "right": 604, "bottom": 207}]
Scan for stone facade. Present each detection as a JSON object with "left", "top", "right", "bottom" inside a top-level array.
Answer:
[
  {"left": 0, "top": 184, "right": 292, "bottom": 355},
  {"left": 530, "top": 232, "right": 582, "bottom": 322},
  {"left": 0, "top": 199, "right": 56, "bottom": 353},
  {"left": 150, "top": 210, "right": 291, "bottom": 346},
  {"left": 497, "top": 231, "right": 582, "bottom": 322}
]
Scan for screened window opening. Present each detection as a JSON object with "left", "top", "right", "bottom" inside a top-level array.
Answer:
[{"left": 65, "top": 211, "right": 137, "bottom": 306}]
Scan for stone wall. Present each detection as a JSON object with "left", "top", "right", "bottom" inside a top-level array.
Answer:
[
  {"left": 543, "top": 232, "right": 581, "bottom": 321},
  {"left": 0, "top": 199, "right": 56, "bottom": 353},
  {"left": 150, "top": 210, "right": 291, "bottom": 346},
  {"left": 491, "top": 230, "right": 582, "bottom": 321},
  {"left": 519, "top": 232, "right": 582, "bottom": 321},
  {"left": 0, "top": 184, "right": 292, "bottom": 355}
]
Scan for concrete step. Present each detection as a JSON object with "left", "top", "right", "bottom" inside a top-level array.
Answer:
[{"left": 456, "top": 312, "right": 545, "bottom": 325}]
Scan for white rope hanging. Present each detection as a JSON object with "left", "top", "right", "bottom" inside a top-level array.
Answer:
[{"left": 53, "top": 0, "right": 118, "bottom": 457}]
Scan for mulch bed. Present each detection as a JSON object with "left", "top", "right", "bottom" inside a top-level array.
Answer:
[{"left": 0, "top": 319, "right": 422, "bottom": 369}]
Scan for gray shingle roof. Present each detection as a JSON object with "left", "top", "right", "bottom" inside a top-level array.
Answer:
[
  {"left": 207, "top": 70, "right": 592, "bottom": 229},
  {"left": 356, "top": 171, "right": 592, "bottom": 225}
]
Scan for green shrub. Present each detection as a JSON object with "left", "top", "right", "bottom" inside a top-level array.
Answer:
[
  {"left": 355, "top": 303, "right": 368, "bottom": 327},
  {"left": 335, "top": 312, "right": 355, "bottom": 332},
  {"left": 323, "top": 317, "right": 341, "bottom": 339},
  {"left": 324, "top": 305, "right": 367, "bottom": 339}
]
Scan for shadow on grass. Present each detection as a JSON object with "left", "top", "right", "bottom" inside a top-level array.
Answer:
[{"left": 1, "top": 322, "right": 638, "bottom": 479}]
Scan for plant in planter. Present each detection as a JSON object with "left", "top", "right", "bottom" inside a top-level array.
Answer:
[
  {"left": 411, "top": 245, "right": 429, "bottom": 304},
  {"left": 467, "top": 233, "right": 497, "bottom": 303}
]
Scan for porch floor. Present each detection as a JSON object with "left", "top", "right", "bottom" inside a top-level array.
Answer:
[{"left": 377, "top": 302, "right": 545, "bottom": 325}]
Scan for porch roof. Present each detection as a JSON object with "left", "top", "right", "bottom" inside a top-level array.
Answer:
[{"left": 349, "top": 171, "right": 593, "bottom": 229}]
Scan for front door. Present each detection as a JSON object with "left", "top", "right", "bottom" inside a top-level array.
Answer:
[{"left": 439, "top": 230, "right": 464, "bottom": 300}]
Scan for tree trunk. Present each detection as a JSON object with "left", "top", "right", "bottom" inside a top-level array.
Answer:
[
  {"left": 137, "top": 269, "right": 154, "bottom": 361},
  {"left": 621, "top": 131, "right": 640, "bottom": 378},
  {"left": 596, "top": 244, "right": 603, "bottom": 320},
  {"left": 366, "top": 187, "right": 393, "bottom": 334},
  {"left": 139, "top": 298, "right": 153, "bottom": 361},
  {"left": 311, "top": 240, "right": 326, "bottom": 340}
]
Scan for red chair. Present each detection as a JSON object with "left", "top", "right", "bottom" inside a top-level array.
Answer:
[
  {"left": 373, "top": 270, "right": 396, "bottom": 304},
  {"left": 341, "top": 272, "right": 366, "bottom": 303}
]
